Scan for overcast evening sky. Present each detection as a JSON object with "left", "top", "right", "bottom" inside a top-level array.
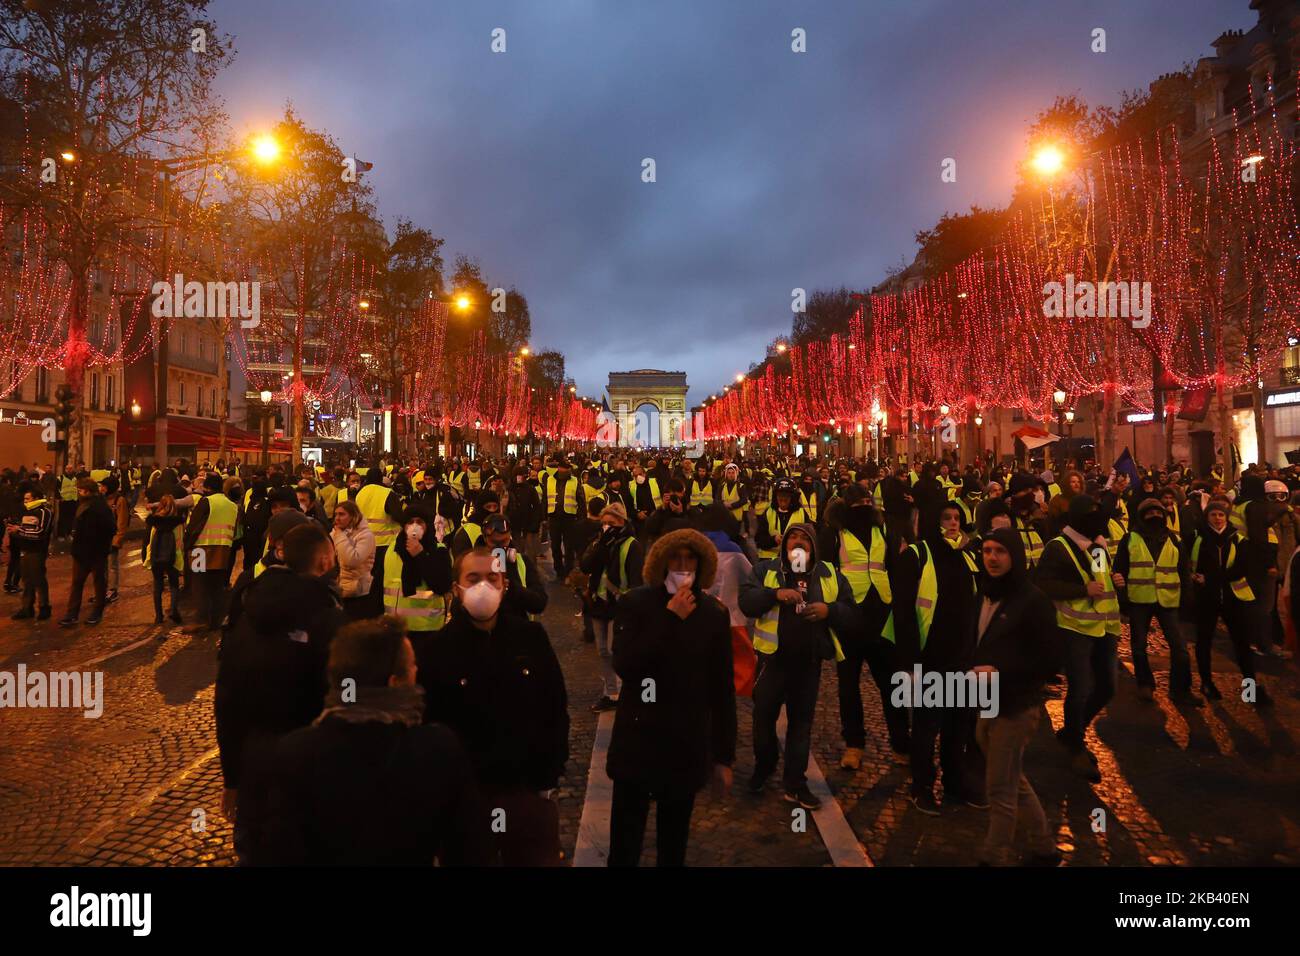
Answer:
[{"left": 210, "top": 0, "right": 1254, "bottom": 408}]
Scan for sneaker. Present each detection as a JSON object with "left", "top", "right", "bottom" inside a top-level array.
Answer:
[
  {"left": 1136, "top": 685, "right": 1155, "bottom": 702},
  {"left": 747, "top": 769, "right": 772, "bottom": 794},
  {"left": 2, "top": 584, "right": 18, "bottom": 594},
  {"left": 589, "top": 696, "right": 617, "bottom": 713},
  {"left": 57, "top": 616, "right": 77, "bottom": 628},
  {"left": 85, "top": 615, "right": 102, "bottom": 626},
  {"left": 1202, "top": 681, "right": 1223, "bottom": 701},
  {"left": 1071, "top": 751, "right": 1101, "bottom": 783},
  {"left": 839, "top": 746, "right": 863, "bottom": 771},
  {"left": 910, "top": 792, "right": 941, "bottom": 816},
  {"left": 105, "top": 590, "right": 119, "bottom": 604},
  {"left": 37, "top": 607, "right": 51, "bottom": 620},
  {"left": 11, "top": 608, "right": 34, "bottom": 620},
  {"left": 783, "top": 786, "right": 821, "bottom": 811},
  {"left": 1024, "top": 849, "right": 1063, "bottom": 867}
]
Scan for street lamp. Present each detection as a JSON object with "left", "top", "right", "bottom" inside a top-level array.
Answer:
[
  {"left": 1051, "top": 390, "right": 1068, "bottom": 470},
  {"left": 259, "top": 389, "right": 274, "bottom": 466},
  {"left": 1031, "top": 144, "right": 1065, "bottom": 177},
  {"left": 474, "top": 418, "right": 482, "bottom": 459}
]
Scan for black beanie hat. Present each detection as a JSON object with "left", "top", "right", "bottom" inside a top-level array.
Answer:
[{"left": 984, "top": 527, "right": 1027, "bottom": 575}]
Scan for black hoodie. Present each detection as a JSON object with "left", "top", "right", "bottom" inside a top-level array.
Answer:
[{"left": 215, "top": 568, "right": 347, "bottom": 789}]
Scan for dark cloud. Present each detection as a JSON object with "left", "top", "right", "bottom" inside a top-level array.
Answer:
[{"left": 213, "top": 0, "right": 1255, "bottom": 405}]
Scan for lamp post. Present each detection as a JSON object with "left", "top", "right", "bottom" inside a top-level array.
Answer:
[
  {"left": 1052, "top": 389, "right": 1067, "bottom": 471},
  {"left": 259, "top": 389, "right": 273, "bottom": 466},
  {"left": 1064, "top": 409, "right": 1076, "bottom": 468},
  {"left": 974, "top": 412, "right": 984, "bottom": 463},
  {"left": 474, "top": 419, "right": 482, "bottom": 460}
]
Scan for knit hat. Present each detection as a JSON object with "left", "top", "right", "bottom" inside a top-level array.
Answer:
[
  {"left": 983, "top": 527, "right": 1027, "bottom": 574},
  {"left": 599, "top": 501, "right": 628, "bottom": 523},
  {"left": 1008, "top": 473, "right": 1038, "bottom": 497},
  {"left": 1135, "top": 497, "right": 1166, "bottom": 520},
  {"left": 1204, "top": 499, "right": 1230, "bottom": 518},
  {"left": 266, "top": 508, "right": 310, "bottom": 544}
]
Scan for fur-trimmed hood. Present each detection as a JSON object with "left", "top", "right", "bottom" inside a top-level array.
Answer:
[{"left": 643, "top": 528, "right": 718, "bottom": 589}]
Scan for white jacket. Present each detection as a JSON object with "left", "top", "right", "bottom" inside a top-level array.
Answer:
[{"left": 331, "top": 523, "right": 376, "bottom": 598}]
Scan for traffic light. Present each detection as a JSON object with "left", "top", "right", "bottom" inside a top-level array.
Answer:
[{"left": 49, "top": 384, "right": 76, "bottom": 450}]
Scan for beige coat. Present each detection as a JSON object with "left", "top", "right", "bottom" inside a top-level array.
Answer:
[{"left": 332, "top": 522, "right": 376, "bottom": 598}]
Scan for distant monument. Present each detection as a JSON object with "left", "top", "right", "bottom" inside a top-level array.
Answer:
[{"left": 605, "top": 370, "right": 689, "bottom": 448}]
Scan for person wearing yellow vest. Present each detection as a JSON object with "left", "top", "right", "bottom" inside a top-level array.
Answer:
[
  {"left": 883, "top": 503, "right": 982, "bottom": 814},
  {"left": 1188, "top": 500, "right": 1271, "bottom": 706},
  {"left": 954, "top": 476, "right": 983, "bottom": 533},
  {"left": 688, "top": 462, "right": 715, "bottom": 509},
  {"left": 580, "top": 502, "right": 644, "bottom": 712},
  {"left": 356, "top": 469, "right": 404, "bottom": 617},
  {"left": 382, "top": 507, "right": 452, "bottom": 638},
  {"left": 57, "top": 465, "right": 80, "bottom": 542},
  {"left": 739, "top": 523, "right": 857, "bottom": 810},
  {"left": 629, "top": 466, "right": 661, "bottom": 525},
  {"left": 542, "top": 460, "right": 583, "bottom": 577},
  {"left": 1114, "top": 499, "right": 1198, "bottom": 704},
  {"left": 1034, "top": 495, "right": 1123, "bottom": 780},
  {"left": 143, "top": 494, "right": 185, "bottom": 625},
  {"left": 451, "top": 491, "right": 502, "bottom": 558},
  {"left": 754, "top": 478, "right": 807, "bottom": 560},
  {"left": 184, "top": 473, "right": 243, "bottom": 631},
  {"left": 819, "top": 486, "right": 908, "bottom": 769},
  {"left": 480, "top": 513, "right": 548, "bottom": 622},
  {"left": 718, "top": 463, "right": 747, "bottom": 525}
]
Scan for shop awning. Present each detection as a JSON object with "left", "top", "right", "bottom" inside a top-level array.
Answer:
[{"left": 117, "top": 415, "right": 291, "bottom": 455}]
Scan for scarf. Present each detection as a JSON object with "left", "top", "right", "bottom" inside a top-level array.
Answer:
[{"left": 315, "top": 682, "right": 425, "bottom": 727}]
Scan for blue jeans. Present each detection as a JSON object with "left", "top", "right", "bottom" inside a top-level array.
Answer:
[{"left": 1060, "top": 630, "right": 1118, "bottom": 752}]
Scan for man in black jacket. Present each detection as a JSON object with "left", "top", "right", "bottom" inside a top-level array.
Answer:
[
  {"left": 971, "top": 528, "right": 1062, "bottom": 866},
  {"left": 236, "top": 616, "right": 487, "bottom": 865},
  {"left": 9, "top": 483, "right": 53, "bottom": 620},
  {"left": 483, "top": 514, "right": 548, "bottom": 621},
  {"left": 59, "top": 478, "right": 116, "bottom": 627},
  {"left": 417, "top": 547, "right": 569, "bottom": 866},
  {"left": 607, "top": 528, "right": 735, "bottom": 866},
  {"left": 216, "top": 522, "right": 347, "bottom": 850}
]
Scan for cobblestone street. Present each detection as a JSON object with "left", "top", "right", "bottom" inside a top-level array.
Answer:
[{"left": 1, "top": 547, "right": 1297, "bottom": 867}]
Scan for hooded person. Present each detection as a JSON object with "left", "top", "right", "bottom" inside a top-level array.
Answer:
[
  {"left": 1187, "top": 498, "right": 1270, "bottom": 706},
  {"left": 1113, "top": 498, "right": 1198, "bottom": 704},
  {"left": 383, "top": 505, "right": 453, "bottom": 645},
  {"left": 1233, "top": 473, "right": 1285, "bottom": 657},
  {"left": 605, "top": 528, "right": 736, "bottom": 867},
  {"left": 883, "top": 500, "right": 983, "bottom": 814},
  {"left": 1006, "top": 473, "right": 1046, "bottom": 568},
  {"left": 451, "top": 490, "right": 501, "bottom": 557},
  {"left": 739, "top": 522, "right": 858, "bottom": 810},
  {"left": 1034, "top": 493, "right": 1122, "bottom": 780},
  {"left": 953, "top": 476, "right": 984, "bottom": 532},
  {"left": 969, "top": 527, "right": 1062, "bottom": 866}
]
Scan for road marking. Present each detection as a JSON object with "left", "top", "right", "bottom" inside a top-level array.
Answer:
[
  {"left": 572, "top": 706, "right": 871, "bottom": 867},
  {"left": 777, "top": 710, "right": 872, "bottom": 867},
  {"left": 82, "top": 635, "right": 161, "bottom": 667},
  {"left": 572, "top": 710, "right": 616, "bottom": 867}
]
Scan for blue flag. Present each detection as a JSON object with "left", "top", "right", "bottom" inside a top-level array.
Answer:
[{"left": 1112, "top": 447, "right": 1141, "bottom": 488}]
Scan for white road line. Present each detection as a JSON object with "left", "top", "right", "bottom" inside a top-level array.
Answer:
[
  {"left": 777, "top": 710, "right": 872, "bottom": 867},
  {"left": 83, "top": 635, "right": 159, "bottom": 667},
  {"left": 572, "top": 710, "right": 616, "bottom": 867},
  {"left": 572, "top": 706, "right": 872, "bottom": 867}
]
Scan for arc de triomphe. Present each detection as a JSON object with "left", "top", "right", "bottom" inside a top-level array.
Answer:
[{"left": 606, "top": 369, "right": 688, "bottom": 448}]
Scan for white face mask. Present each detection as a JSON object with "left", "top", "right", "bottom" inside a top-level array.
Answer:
[
  {"left": 665, "top": 570, "right": 694, "bottom": 594},
  {"left": 405, "top": 522, "right": 425, "bottom": 541},
  {"left": 461, "top": 579, "right": 503, "bottom": 620}
]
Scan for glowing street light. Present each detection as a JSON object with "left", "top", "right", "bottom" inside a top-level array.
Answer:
[
  {"left": 130, "top": 399, "right": 141, "bottom": 418},
  {"left": 259, "top": 389, "right": 273, "bottom": 404},
  {"left": 734, "top": 373, "right": 744, "bottom": 383},
  {"left": 250, "top": 134, "right": 281, "bottom": 164},
  {"left": 1031, "top": 144, "right": 1065, "bottom": 177},
  {"left": 519, "top": 346, "right": 530, "bottom": 357},
  {"left": 1053, "top": 388, "right": 1067, "bottom": 407},
  {"left": 455, "top": 295, "right": 472, "bottom": 311},
  {"left": 60, "top": 151, "right": 76, "bottom": 163}
]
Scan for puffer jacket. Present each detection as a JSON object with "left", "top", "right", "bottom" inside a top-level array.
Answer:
[{"left": 331, "top": 521, "right": 376, "bottom": 598}]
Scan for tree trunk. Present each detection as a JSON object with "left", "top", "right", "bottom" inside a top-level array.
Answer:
[
  {"left": 1216, "top": 372, "right": 1233, "bottom": 481},
  {"left": 1252, "top": 385, "right": 1267, "bottom": 468},
  {"left": 66, "top": 268, "right": 89, "bottom": 467}
]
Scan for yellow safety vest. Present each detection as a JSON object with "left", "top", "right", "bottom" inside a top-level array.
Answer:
[
  {"left": 195, "top": 493, "right": 238, "bottom": 549},
  {"left": 721, "top": 482, "right": 744, "bottom": 520},
  {"left": 882, "top": 541, "right": 977, "bottom": 649},
  {"left": 838, "top": 527, "right": 891, "bottom": 605},
  {"left": 1050, "top": 536, "right": 1121, "bottom": 637},
  {"left": 690, "top": 479, "right": 713, "bottom": 508},
  {"left": 90, "top": 468, "right": 111, "bottom": 483},
  {"left": 383, "top": 546, "right": 447, "bottom": 631},
  {"left": 545, "top": 475, "right": 579, "bottom": 515},
  {"left": 460, "top": 522, "right": 483, "bottom": 549},
  {"left": 1166, "top": 508, "right": 1180, "bottom": 535},
  {"left": 759, "top": 507, "right": 807, "bottom": 560},
  {"left": 1106, "top": 518, "right": 1126, "bottom": 560},
  {"left": 800, "top": 489, "right": 818, "bottom": 523},
  {"left": 582, "top": 484, "right": 604, "bottom": 508},
  {"left": 143, "top": 524, "right": 184, "bottom": 572},
  {"left": 1124, "top": 533, "right": 1181, "bottom": 608},
  {"left": 357, "top": 483, "right": 400, "bottom": 547},
  {"left": 955, "top": 498, "right": 976, "bottom": 528},
  {"left": 60, "top": 476, "right": 78, "bottom": 501},
  {"left": 1046, "top": 482, "right": 1062, "bottom": 501},
  {"left": 753, "top": 562, "right": 844, "bottom": 662},
  {"left": 595, "top": 537, "right": 634, "bottom": 600},
  {"left": 466, "top": 470, "right": 482, "bottom": 491},
  {"left": 1016, "top": 517, "right": 1044, "bottom": 567},
  {"left": 1191, "top": 537, "right": 1256, "bottom": 603}
]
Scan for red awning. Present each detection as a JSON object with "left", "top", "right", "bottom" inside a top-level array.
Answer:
[{"left": 117, "top": 415, "right": 291, "bottom": 454}]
